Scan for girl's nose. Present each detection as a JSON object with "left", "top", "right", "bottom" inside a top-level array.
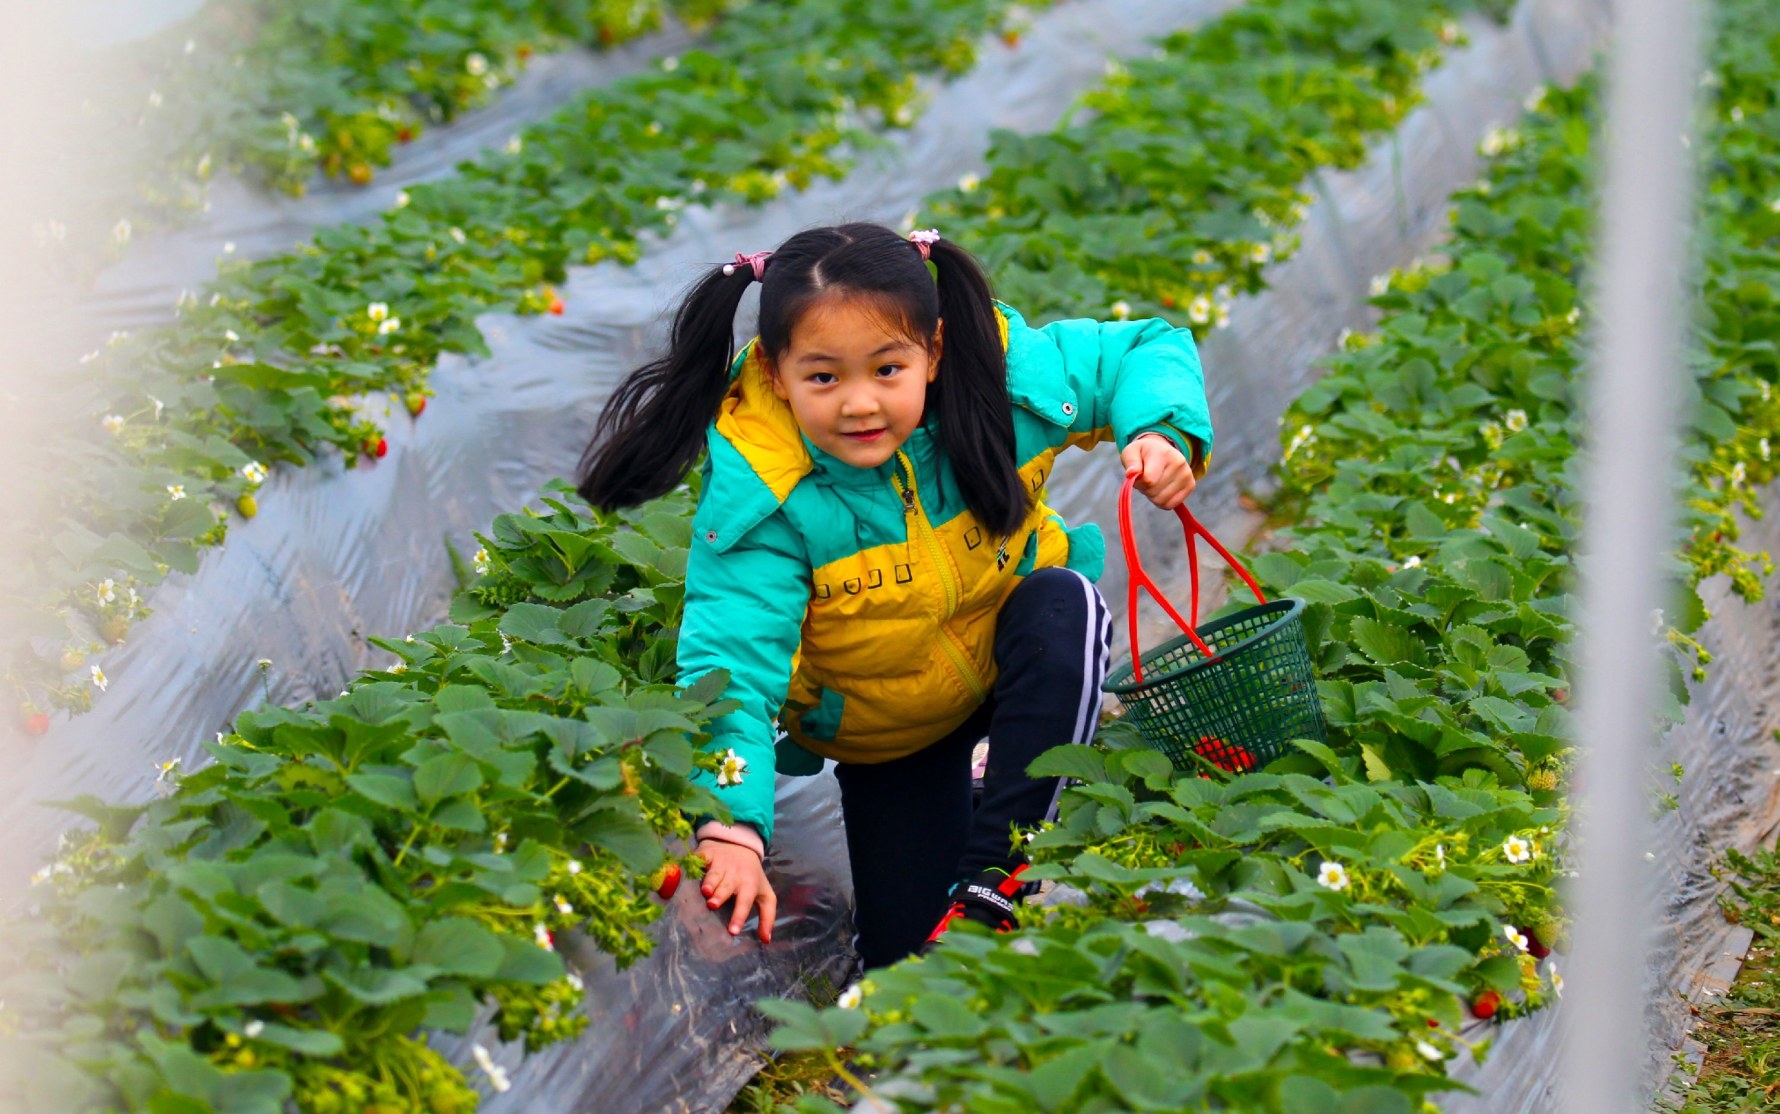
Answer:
[{"left": 839, "top": 392, "right": 879, "bottom": 417}]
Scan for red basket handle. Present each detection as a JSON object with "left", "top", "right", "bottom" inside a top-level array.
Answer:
[{"left": 1118, "top": 474, "right": 1267, "bottom": 683}]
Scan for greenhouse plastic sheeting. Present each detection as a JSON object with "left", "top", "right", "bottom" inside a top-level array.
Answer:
[{"left": 81, "top": 24, "right": 698, "bottom": 342}]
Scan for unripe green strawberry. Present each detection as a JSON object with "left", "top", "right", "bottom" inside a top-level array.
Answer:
[
  {"left": 1526, "top": 768, "right": 1560, "bottom": 792},
  {"left": 405, "top": 393, "right": 427, "bottom": 417},
  {"left": 236, "top": 494, "right": 258, "bottom": 518}
]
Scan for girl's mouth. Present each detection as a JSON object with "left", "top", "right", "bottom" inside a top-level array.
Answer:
[{"left": 842, "top": 429, "right": 886, "bottom": 442}]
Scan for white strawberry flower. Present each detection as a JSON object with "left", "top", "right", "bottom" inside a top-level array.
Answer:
[
  {"left": 1504, "top": 924, "right": 1531, "bottom": 952},
  {"left": 101, "top": 414, "right": 125, "bottom": 435},
  {"left": 1416, "top": 1039, "right": 1444, "bottom": 1062},
  {"left": 1316, "top": 860, "right": 1350, "bottom": 892},
  {"left": 566, "top": 971, "right": 584, "bottom": 992},
  {"left": 166, "top": 484, "right": 186, "bottom": 501},
  {"left": 1504, "top": 409, "right": 1529, "bottom": 432},
  {"left": 450, "top": 226, "right": 467, "bottom": 244},
  {"left": 505, "top": 135, "right": 523, "bottom": 156},
  {"left": 717, "top": 749, "right": 748, "bottom": 787},
  {"left": 1730, "top": 461, "right": 1747, "bottom": 487},
  {"left": 533, "top": 923, "right": 554, "bottom": 951},
  {"left": 366, "top": 302, "right": 389, "bottom": 323},
  {"left": 465, "top": 53, "right": 489, "bottom": 77},
  {"left": 553, "top": 895, "right": 574, "bottom": 916},
  {"left": 242, "top": 461, "right": 268, "bottom": 485},
  {"left": 1404, "top": 555, "right": 1422, "bottom": 569},
  {"left": 90, "top": 665, "right": 109, "bottom": 692},
  {"left": 395, "top": 190, "right": 411, "bottom": 208},
  {"left": 243, "top": 1020, "right": 264, "bottom": 1038},
  {"left": 1215, "top": 303, "right": 1231, "bottom": 329},
  {"left": 567, "top": 859, "right": 583, "bottom": 875},
  {"left": 1566, "top": 306, "right": 1582, "bottom": 325},
  {"left": 471, "top": 1044, "right": 511, "bottom": 1093},
  {"left": 1762, "top": 438, "right": 1771, "bottom": 462},
  {"left": 1188, "top": 296, "right": 1213, "bottom": 326},
  {"left": 837, "top": 984, "right": 863, "bottom": 1009},
  {"left": 1110, "top": 300, "right": 1132, "bottom": 321},
  {"left": 958, "top": 173, "right": 980, "bottom": 192},
  {"left": 155, "top": 758, "right": 180, "bottom": 782},
  {"left": 378, "top": 317, "right": 401, "bottom": 335},
  {"left": 95, "top": 578, "right": 117, "bottom": 605},
  {"left": 1249, "top": 243, "right": 1271, "bottom": 265},
  {"left": 113, "top": 219, "right": 132, "bottom": 245},
  {"left": 1550, "top": 963, "right": 1564, "bottom": 997},
  {"left": 1651, "top": 608, "right": 1666, "bottom": 636},
  {"left": 1502, "top": 835, "right": 1533, "bottom": 864},
  {"left": 473, "top": 547, "right": 491, "bottom": 575},
  {"left": 1435, "top": 843, "right": 1446, "bottom": 870},
  {"left": 1370, "top": 274, "right": 1390, "bottom": 297}
]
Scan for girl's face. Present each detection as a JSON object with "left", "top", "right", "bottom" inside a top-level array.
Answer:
[{"left": 767, "top": 296, "right": 941, "bottom": 470}]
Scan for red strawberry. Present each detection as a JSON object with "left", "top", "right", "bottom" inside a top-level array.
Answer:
[
  {"left": 397, "top": 126, "right": 414, "bottom": 144},
  {"left": 655, "top": 863, "right": 682, "bottom": 900},
  {"left": 405, "top": 393, "right": 427, "bottom": 418},
  {"left": 1552, "top": 687, "right": 1569, "bottom": 704},
  {"left": 1194, "top": 736, "right": 1256, "bottom": 773},
  {"left": 367, "top": 436, "right": 388, "bottom": 459},
  {"left": 1470, "top": 990, "right": 1501, "bottom": 1019},
  {"left": 1426, "top": 1018, "right": 1440, "bottom": 1029},
  {"left": 1000, "top": 29, "right": 1022, "bottom": 46},
  {"left": 1520, "top": 926, "right": 1552, "bottom": 959},
  {"left": 22, "top": 712, "right": 49, "bottom": 736},
  {"left": 548, "top": 296, "right": 566, "bottom": 315}
]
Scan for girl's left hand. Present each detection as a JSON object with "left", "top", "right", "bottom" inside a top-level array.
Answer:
[{"left": 1121, "top": 433, "right": 1196, "bottom": 509}]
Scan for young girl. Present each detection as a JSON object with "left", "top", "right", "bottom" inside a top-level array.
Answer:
[{"left": 577, "top": 222, "right": 1210, "bottom": 969}]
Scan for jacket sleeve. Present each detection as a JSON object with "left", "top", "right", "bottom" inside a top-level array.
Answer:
[
  {"left": 1035, "top": 315, "right": 1214, "bottom": 474},
  {"left": 677, "top": 504, "right": 809, "bottom": 847}
]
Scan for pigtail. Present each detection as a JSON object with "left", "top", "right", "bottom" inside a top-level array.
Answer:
[
  {"left": 577, "top": 264, "right": 755, "bottom": 509},
  {"left": 927, "top": 239, "right": 1029, "bottom": 536}
]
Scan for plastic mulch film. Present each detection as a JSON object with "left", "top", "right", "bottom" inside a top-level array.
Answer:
[
  {"left": 0, "top": 2, "right": 1244, "bottom": 1111},
  {"left": 78, "top": 22, "right": 698, "bottom": 343}
]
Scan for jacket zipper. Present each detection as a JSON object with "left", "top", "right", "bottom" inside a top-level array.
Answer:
[{"left": 891, "top": 451, "right": 989, "bottom": 702}]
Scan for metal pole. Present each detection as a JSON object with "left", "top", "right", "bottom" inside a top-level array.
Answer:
[{"left": 1565, "top": 0, "right": 1703, "bottom": 1110}]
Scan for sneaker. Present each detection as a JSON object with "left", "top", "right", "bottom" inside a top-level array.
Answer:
[{"left": 922, "top": 864, "right": 1030, "bottom": 952}]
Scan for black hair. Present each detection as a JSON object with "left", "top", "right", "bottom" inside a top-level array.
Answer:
[{"left": 576, "top": 222, "right": 1029, "bottom": 534}]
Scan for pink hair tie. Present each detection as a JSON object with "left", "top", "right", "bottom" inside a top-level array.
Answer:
[
  {"left": 722, "top": 250, "right": 774, "bottom": 281},
  {"left": 908, "top": 228, "right": 942, "bottom": 260}
]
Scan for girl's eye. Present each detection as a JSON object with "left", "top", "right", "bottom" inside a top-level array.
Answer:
[
  {"left": 809, "top": 372, "right": 837, "bottom": 385},
  {"left": 876, "top": 364, "right": 902, "bottom": 377}
]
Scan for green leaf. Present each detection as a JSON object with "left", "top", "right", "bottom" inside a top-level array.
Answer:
[
  {"left": 411, "top": 918, "right": 505, "bottom": 979},
  {"left": 413, "top": 753, "right": 484, "bottom": 806},
  {"left": 1350, "top": 616, "right": 1426, "bottom": 667},
  {"left": 345, "top": 772, "right": 418, "bottom": 812}
]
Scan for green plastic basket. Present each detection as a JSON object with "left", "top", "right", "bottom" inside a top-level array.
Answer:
[{"left": 1103, "top": 477, "right": 1327, "bottom": 772}]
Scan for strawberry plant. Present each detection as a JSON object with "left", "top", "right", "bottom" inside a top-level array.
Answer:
[
  {"left": 921, "top": 0, "right": 1511, "bottom": 331},
  {"left": 751, "top": 0, "right": 1780, "bottom": 1107},
  {"left": 0, "top": 482, "right": 745, "bottom": 1111},
  {"left": 11, "top": 0, "right": 1055, "bottom": 722},
  {"left": 66, "top": 0, "right": 739, "bottom": 271}
]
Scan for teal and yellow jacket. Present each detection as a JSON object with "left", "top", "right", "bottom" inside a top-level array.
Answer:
[{"left": 678, "top": 303, "right": 1212, "bottom": 842}]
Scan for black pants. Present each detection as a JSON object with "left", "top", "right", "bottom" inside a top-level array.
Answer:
[{"left": 834, "top": 566, "right": 1112, "bottom": 969}]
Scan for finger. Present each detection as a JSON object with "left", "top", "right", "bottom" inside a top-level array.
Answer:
[
  {"left": 699, "top": 862, "right": 721, "bottom": 896},
  {"left": 756, "top": 884, "right": 778, "bottom": 944},
  {"left": 705, "top": 870, "right": 737, "bottom": 910},
  {"left": 727, "top": 881, "right": 757, "bottom": 935}
]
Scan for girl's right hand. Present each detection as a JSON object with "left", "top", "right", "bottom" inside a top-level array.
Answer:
[{"left": 696, "top": 839, "right": 777, "bottom": 944}]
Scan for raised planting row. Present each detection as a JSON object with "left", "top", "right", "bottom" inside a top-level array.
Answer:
[
  {"left": 13, "top": 0, "right": 1053, "bottom": 724},
  {"left": 0, "top": 482, "right": 739, "bottom": 1113},
  {"left": 73, "top": 0, "right": 732, "bottom": 268},
  {"left": 920, "top": 0, "right": 1515, "bottom": 330},
  {"left": 750, "top": 1, "right": 1780, "bottom": 1109}
]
